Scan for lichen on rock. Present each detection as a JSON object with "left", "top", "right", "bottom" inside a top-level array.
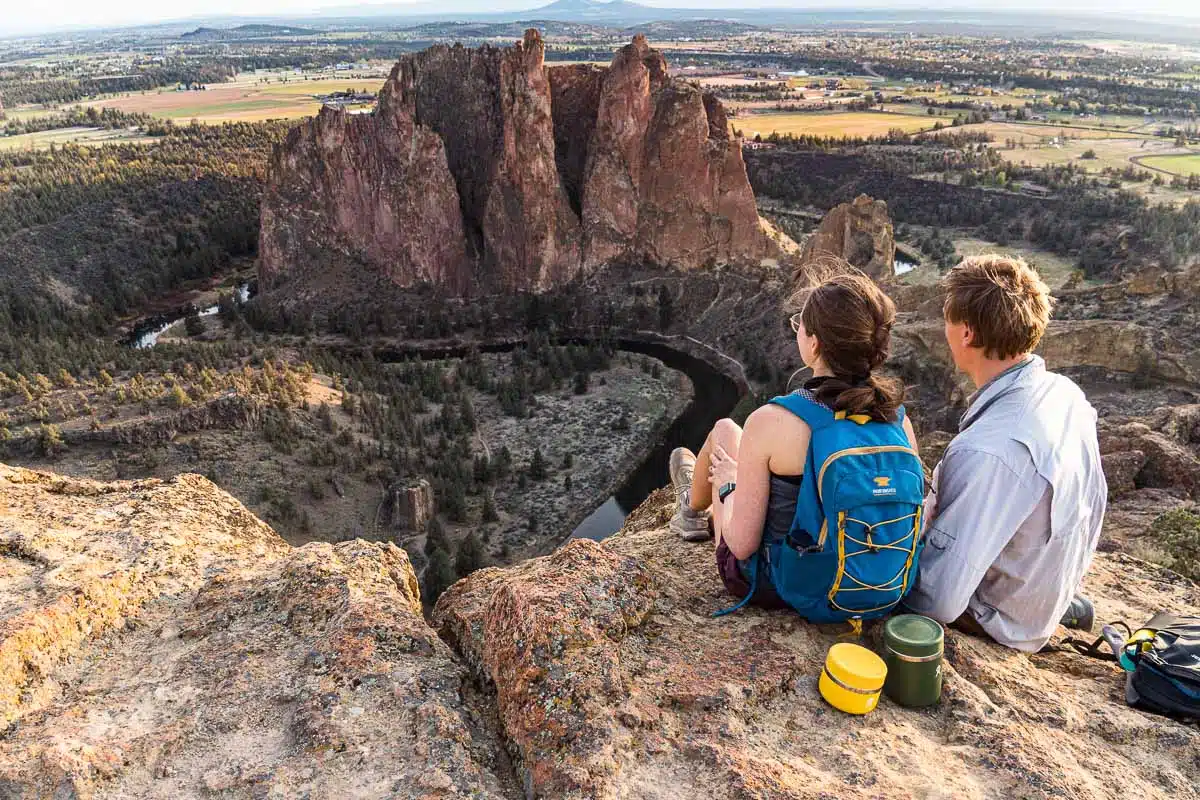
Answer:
[{"left": 436, "top": 487, "right": 1200, "bottom": 800}]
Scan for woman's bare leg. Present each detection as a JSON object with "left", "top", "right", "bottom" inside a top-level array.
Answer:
[{"left": 691, "top": 418, "right": 742, "bottom": 547}]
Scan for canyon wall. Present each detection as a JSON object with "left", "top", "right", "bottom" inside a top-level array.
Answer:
[{"left": 259, "top": 31, "right": 773, "bottom": 305}]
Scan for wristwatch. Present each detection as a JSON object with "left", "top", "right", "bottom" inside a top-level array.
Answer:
[{"left": 718, "top": 482, "right": 737, "bottom": 502}]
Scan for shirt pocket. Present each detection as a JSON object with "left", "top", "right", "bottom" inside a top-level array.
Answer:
[{"left": 924, "top": 521, "right": 956, "bottom": 553}]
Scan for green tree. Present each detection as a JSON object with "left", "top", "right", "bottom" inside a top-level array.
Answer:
[
  {"left": 656, "top": 285, "right": 674, "bottom": 331},
  {"left": 455, "top": 532, "right": 486, "bottom": 578},
  {"left": 425, "top": 518, "right": 449, "bottom": 556},
  {"left": 184, "top": 311, "right": 205, "bottom": 337},
  {"left": 495, "top": 445, "right": 513, "bottom": 477},
  {"left": 423, "top": 547, "right": 457, "bottom": 602},
  {"left": 482, "top": 493, "right": 500, "bottom": 522},
  {"left": 529, "top": 448, "right": 548, "bottom": 481}
]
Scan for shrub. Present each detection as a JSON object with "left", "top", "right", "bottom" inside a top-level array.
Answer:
[
  {"left": 167, "top": 384, "right": 191, "bottom": 408},
  {"left": 1149, "top": 508, "right": 1200, "bottom": 581},
  {"left": 37, "top": 423, "right": 64, "bottom": 457}
]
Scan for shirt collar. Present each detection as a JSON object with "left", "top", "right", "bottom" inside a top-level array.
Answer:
[{"left": 960, "top": 354, "right": 1042, "bottom": 432}]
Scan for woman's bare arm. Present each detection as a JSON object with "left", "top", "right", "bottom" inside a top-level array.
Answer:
[
  {"left": 720, "top": 410, "right": 787, "bottom": 561},
  {"left": 902, "top": 416, "right": 920, "bottom": 457}
]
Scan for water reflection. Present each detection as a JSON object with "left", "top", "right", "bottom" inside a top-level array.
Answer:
[
  {"left": 571, "top": 497, "right": 629, "bottom": 541},
  {"left": 133, "top": 284, "right": 250, "bottom": 348}
]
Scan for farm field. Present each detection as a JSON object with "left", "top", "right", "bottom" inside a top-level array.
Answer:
[
  {"left": 1137, "top": 154, "right": 1200, "bottom": 176},
  {"left": 2, "top": 107, "right": 59, "bottom": 122},
  {"left": 995, "top": 137, "right": 1181, "bottom": 172},
  {"left": 87, "top": 74, "right": 388, "bottom": 123},
  {"left": 733, "top": 110, "right": 939, "bottom": 138},
  {"left": 899, "top": 234, "right": 1079, "bottom": 289},
  {"left": 0, "top": 126, "right": 150, "bottom": 151},
  {"left": 918, "top": 119, "right": 1194, "bottom": 175},
  {"left": 948, "top": 120, "right": 1150, "bottom": 143}
]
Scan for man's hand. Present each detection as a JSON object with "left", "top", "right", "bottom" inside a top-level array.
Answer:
[{"left": 709, "top": 444, "right": 738, "bottom": 490}]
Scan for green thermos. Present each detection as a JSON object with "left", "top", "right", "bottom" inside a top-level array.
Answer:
[{"left": 882, "top": 614, "right": 944, "bottom": 708}]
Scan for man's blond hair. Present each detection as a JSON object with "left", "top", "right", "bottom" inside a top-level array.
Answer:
[{"left": 941, "top": 255, "right": 1053, "bottom": 360}]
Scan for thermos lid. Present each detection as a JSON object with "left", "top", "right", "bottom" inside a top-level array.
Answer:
[
  {"left": 825, "top": 642, "right": 887, "bottom": 691},
  {"left": 884, "top": 614, "right": 944, "bottom": 658}
]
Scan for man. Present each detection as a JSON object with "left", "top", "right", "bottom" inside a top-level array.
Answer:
[{"left": 905, "top": 255, "right": 1107, "bottom": 653}]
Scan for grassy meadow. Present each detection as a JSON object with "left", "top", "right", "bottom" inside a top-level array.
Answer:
[{"left": 734, "top": 111, "right": 940, "bottom": 139}]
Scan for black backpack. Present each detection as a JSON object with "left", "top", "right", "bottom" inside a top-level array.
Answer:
[{"left": 1123, "top": 613, "right": 1200, "bottom": 721}]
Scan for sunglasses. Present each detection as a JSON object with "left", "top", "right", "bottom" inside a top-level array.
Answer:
[{"left": 789, "top": 313, "right": 803, "bottom": 333}]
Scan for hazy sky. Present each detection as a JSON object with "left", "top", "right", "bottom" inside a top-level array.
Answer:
[{"left": 3, "top": 0, "right": 1200, "bottom": 37}]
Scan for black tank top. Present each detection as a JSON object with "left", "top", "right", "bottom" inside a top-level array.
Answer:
[{"left": 763, "top": 376, "right": 836, "bottom": 542}]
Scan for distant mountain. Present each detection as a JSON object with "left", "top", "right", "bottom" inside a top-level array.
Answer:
[
  {"left": 532, "top": 0, "right": 660, "bottom": 22},
  {"left": 400, "top": 19, "right": 615, "bottom": 38},
  {"left": 181, "top": 23, "right": 318, "bottom": 40}
]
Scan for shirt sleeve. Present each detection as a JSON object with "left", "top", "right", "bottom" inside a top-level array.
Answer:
[{"left": 905, "top": 446, "right": 1043, "bottom": 624}]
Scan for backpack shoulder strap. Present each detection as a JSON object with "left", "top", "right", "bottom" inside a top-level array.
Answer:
[{"left": 769, "top": 389, "right": 837, "bottom": 431}]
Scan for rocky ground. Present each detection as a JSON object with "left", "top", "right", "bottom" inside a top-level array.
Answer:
[
  {"left": 463, "top": 351, "right": 692, "bottom": 559},
  {"left": 3, "top": 462, "right": 1196, "bottom": 799},
  {"left": 436, "top": 488, "right": 1200, "bottom": 800},
  {"left": 0, "top": 464, "right": 519, "bottom": 799}
]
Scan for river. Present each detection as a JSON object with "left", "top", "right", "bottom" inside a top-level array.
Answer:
[
  {"left": 130, "top": 306, "right": 746, "bottom": 543},
  {"left": 129, "top": 284, "right": 251, "bottom": 348},
  {"left": 369, "top": 338, "right": 745, "bottom": 543}
]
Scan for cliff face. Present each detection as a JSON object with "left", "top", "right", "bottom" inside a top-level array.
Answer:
[
  {"left": 5, "top": 456, "right": 1197, "bottom": 798},
  {"left": 259, "top": 31, "right": 772, "bottom": 303}
]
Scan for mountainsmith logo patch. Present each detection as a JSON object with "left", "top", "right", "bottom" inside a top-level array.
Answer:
[
  {"left": 872, "top": 476, "right": 897, "bottom": 496},
  {"left": 873, "top": 477, "right": 891, "bottom": 488}
]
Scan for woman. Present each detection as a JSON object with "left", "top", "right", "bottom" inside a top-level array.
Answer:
[{"left": 668, "top": 270, "right": 920, "bottom": 608}]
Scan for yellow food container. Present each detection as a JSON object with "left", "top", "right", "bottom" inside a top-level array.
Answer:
[{"left": 819, "top": 642, "right": 887, "bottom": 715}]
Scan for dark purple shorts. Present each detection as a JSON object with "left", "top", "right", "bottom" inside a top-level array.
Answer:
[{"left": 715, "top": 541, "right": 789, "bottom": 609}]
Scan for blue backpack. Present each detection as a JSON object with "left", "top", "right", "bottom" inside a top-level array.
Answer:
[{"left": 716, "top": 390, "right": 926, "bottom": 623}]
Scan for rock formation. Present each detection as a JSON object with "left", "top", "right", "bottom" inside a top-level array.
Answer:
[
  {"left": 388, "top": 477, "right": 435, "bottom": 532},
  {"left": 4, "top": 457, "right": 1197, "bottom": 798},
  {"left": 800, "top": 194, "right": 896, "bottom": 280},
  {"left": 259, "top": 32, "right": 773, "bottom": 304},
  {"left": 0, "top": 464, "right": 517, "bottom": 798}
]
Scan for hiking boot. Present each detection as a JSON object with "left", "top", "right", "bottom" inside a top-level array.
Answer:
[
  {"left": 1060, "top": 594, "right": 1095, "bottom": 633},
  {"left": 669, "top": 447, "right": 712, "bottom": 542}
]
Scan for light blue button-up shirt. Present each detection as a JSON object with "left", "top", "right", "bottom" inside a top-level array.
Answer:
[{"left": 906, "top": 355, "right": 1108, "bottom": 652}]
